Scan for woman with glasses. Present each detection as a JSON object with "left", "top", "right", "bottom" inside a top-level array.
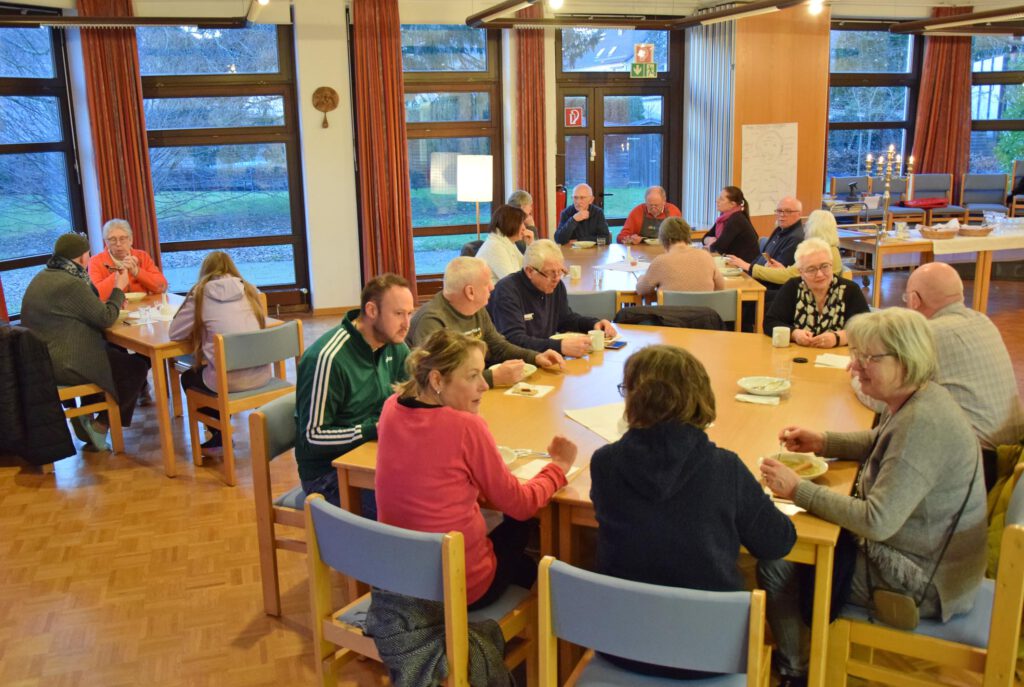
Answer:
[
  {"left": 757, "top": 308, "right": 986, "bottom": 687},
  {"left": 475, "top": 204, "right": 530, "bottom": 285},
  {"left": 590, "top": 345, "right": 795, "bottom": 680},
  {"left": 762, "top": 238, "right": 869, "bottom": 347},
  {"left": 703, "top": 185, "right": 760, "bottom": 263}
]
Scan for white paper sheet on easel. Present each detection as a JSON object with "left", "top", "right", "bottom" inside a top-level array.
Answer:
[
  {"left": 564, "top": 401, "right": 626, "bottom": 443},
  {"left": 741, "top": 123, "right": 798, "bottom": 216}
]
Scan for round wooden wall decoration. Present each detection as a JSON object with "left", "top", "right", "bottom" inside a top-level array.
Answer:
[{"left": 312, "top": 86, "right": 339, "bottom": 128}]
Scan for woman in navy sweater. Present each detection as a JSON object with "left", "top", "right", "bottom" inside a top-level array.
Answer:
[{"left": 590, "top": 345, "right": 796, "bottom": 679}]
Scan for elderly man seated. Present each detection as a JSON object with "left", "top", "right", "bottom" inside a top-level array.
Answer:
[
  {"left": 407, "top": 256, "right": 565, "bottom": 387},
  {"left": 554, "top": 183, "right": 611, "bottom": 245},
  {"left": 489, "top": 239, "right": 616, "bottom": 358},
  {"left": 88, "top": 218, "right": 167, "bottom": 301},
  {"left": 616, "top": 185, "right": 681, "bottom": 245}
]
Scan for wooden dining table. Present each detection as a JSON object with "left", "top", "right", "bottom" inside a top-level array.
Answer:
[
  {"left": 560, "top": 241, "right": 768, "bottom": 332},
  {"left": 333, "top": 325, "right": 872, "bottom": 687}
]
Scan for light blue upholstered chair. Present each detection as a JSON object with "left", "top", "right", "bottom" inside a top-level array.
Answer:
[
  {"left": 567, "top": 290, "right": 618, "bottom": 321},
  {"left": 908, "top": 173, "right": 968, "bottom": 224},
  {"left": 659, "top": 289, "right": 741, "bottom": 332},
  {"left": 866, "top": 176, "right": 927, "bottom": 228},
  {"left": 961, "top": 173, "right": 1009, "bottom": 220},
  {"left": 305, "top": 495, "right": 537, "bottom": 687},
  {"left": 826, "top": 470, "right": 1024, "bottom": 686},
  {"left": 538, "top": 556, "right": 770, "bottom": 686},
  {"left": 1011, "top": 160, "right": 1024, "bottom": 217}
]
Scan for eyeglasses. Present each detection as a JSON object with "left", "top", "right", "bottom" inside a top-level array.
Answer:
[
  {"left": 849, "top": 349, "right": 895, "bottom": 366},
  {"left": 532, "top": 266, "right": 568, "bottom": 281},
  {"left": 616, "top": 383, "right": 628, "bottom": 397},
  {"left": 800, "top": 263, "right": 833, "bottom": 276},
  {"left": 775, "top": 209, "right": 800, "bottom": 215}
]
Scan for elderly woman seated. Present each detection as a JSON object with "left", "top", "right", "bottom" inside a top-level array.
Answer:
[
  {"left": 762, "top": 237, "right": 869, "bottom": 347},
  {"left": 739, "top": 210, "right": 844, "bottom": 286},
  {"left": 757, "top": 308, "right": 986, "bottom": 687},
  {"left": 636, "top": 217, "right": 724, "bottom": 299}
]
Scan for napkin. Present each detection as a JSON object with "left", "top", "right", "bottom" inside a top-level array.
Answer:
[
  {"left": 504, "top": 383, "right": 554, "bottom": 398},
  {"left": 601, "top": 260, "right": 648, "bottom": 273},
  {"left": 815, "top": 353, "right": 851, "bottom": 369},
  {"left": 513, "top": 459, "right": 582, "bottom": 483},
  {"left": 774, "top": 501, "right": 806, "bottom": 516},
  {"left": 565, "top": 401, "right": 626, "bottom": 443},
  {"left": 735, "top": 393, "right": 780, "bottom": 406}
]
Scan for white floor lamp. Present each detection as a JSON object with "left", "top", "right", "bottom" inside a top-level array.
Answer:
[{"left": 456, "top": 154, "right": 493, "bottom": 239}]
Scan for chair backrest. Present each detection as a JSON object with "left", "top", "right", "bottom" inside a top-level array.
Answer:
[
  {"left": 1013, "top": 160, "right": 1024, "bottom": 190},
  {"left": 220, "top": 319, "right": 302, "bottom": 372},
  {"left": 758, "top": 235, "right": 769, "bottom": 251},
  {"left": 961, "top": 174, "right": 1007, "bottom": 205},
  {"left": 908, "top": 173, "right": 952, "bottom": 201},
  {"left": 543, "top": 558, "right": 755, "bottom": 674},
  {"left": 461, "top": 240, "right": 484, "bottom": 257},
  {"left": 659, "top": 289, "right": 740, "bottom": 326},
  {"left": 872, "top": 175, "right": 908, "bottom": 198},
  {"left": 830, "top": 176, "right": 869, "bottom": 197},
  {"left": 567, "top": 291, "right": 617, "bottom": 321},
  {"left": 307, "top": 496, "right": 449, "bottom": 602},
  {"left": 254, "top": 391, "right": 297, "bottom": 461}
]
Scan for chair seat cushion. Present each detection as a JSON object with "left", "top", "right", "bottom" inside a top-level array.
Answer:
[
  {"left": 273, "top": 484, "right": 306, "bottom": 510},
  {"left": 576, "top": 654, "right": 746, "bottom": 686},
  {"left": 964, "top": 203, "right": 1008, "bottom": 212},
  {"left": 467, "top": 584, "right": 532, "bottom": 624},
  {"left": 839, "top": 578, "right": 993, "bottom": 648},
  {"left": 929, "top": 205, "right": 966, "bottom": 214},
  {"left": 226, "top": 377, "right": 293, "bottom": 400}
]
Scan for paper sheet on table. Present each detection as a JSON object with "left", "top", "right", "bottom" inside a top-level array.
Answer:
[
  {"left": 504, "top": 383, "right": 555, "bottom": 398},
  {"left": 600, "top": 260, "right": 648, "bottom": 274},
  {"left": 774, "top": 501, "right": 806, "bottom": 516},
  {"left": 735, "top": 393, "right": 780, "bottom": 406},
  {"left": 564, "top": 401, "right": 626, "bottom": 443},
  {"left": 513, "top": 458, "right": 582, "bottom": 483},
  {"left": 815, "top": 353, "right": 851, "bottom": 369}
]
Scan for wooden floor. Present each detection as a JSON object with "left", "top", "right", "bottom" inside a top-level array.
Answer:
[{"left": 1, "top": 271, "right": 1022, "bottom": 687}]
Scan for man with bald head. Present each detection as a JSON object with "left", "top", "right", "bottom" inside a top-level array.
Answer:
[
  {"left": 554, "top": 183, "right": 611, "bottom": 245},
  {"left": 904, "top": 262, "right": 1023, "bottom": 485},
  {"left": 617, "top": 185, "right": 682, "bottom": 244},
  {"left": 726, "top": 196, "right": 805, "bottom": 289}
]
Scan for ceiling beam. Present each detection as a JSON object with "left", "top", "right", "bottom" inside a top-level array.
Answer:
[
  {"left": 890, "top": 4, "right": 1024, "bottom": 33},
  {"left": 0, "top": 14, "right": 247, "bottom": 28}
]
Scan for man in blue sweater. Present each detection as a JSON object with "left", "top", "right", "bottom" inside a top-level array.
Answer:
[
  {"left": 489, "top": 239, "right": 616, "bottom": 358},
  {"left": 554, "top": 183, "right": 612, "bottom": 245},
  {"left": 726, "top": 196, "right": 805, "bottom": 290}
]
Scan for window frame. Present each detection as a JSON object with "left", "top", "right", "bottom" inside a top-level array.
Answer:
[
  {"left": 139, "top": 25, "right": 309, "bottom": 308},
  {"left": 0, "top": 21, "right": 86, "bottom": 318},
  {"left": 969, "top": 44, "right": 1024, "bottom": 173}
]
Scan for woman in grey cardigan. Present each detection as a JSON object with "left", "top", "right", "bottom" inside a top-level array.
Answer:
[{"left": 757, "top": 308, "right": 986, "bottom": 687}]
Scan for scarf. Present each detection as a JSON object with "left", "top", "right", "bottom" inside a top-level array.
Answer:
[
  {"left": 792, "top": 276, "right": 847, "bottom": 335},
  {"left": 711, "top": 206, "right": 741, "bottom": 238},
  {"left": 47, "top": 255, "right": 93, "bottom": 285}
]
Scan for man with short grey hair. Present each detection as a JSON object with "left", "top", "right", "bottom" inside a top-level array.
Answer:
[
  {"left": 490, "top": 239, "right": 616, "bottom": 358},
  {"left": 408, "top": 256, "right": 565, "bottom": 387},
  {"left": 554, "top": 183, "right": 611, "bottom": 245},
  {"left": 88, "top": 218, "right": 167, "bottom": 301},
  {"left": 617, "top": 185, "right": 681, "bottom": 245}
]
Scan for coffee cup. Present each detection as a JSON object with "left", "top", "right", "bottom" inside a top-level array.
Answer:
[
  {"left": 589, "top": 330, "right": 605, "bottom": 351},
  {"left": 569, "top": 264, "right": 582, "bottom": 280},
  {"left": 772, "top": 326, "right": 791, "bottom": 348}
]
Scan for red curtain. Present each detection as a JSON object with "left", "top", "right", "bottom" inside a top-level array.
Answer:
[
  {"left": 0, "top": 274, "right": 8, "bottom": 322},
  {"left": 79, "top": 0, "right": 161, "bottom": 264},
  {"left": 911, "top": 6, "right": 973, "bottom": 192},
  {"left": 515, "top": 5, "right": 548, "bottom": 236},
  {"left": 352, "top": 0, "right": 417, "bottom": 295}
]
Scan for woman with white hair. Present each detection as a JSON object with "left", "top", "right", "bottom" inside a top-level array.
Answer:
[
  {"left": 749, "top": 210, "right": 843, "bottom": 286},
  {"left": 757, "top": 308, "right": 986, "bottom": 687},
  {"left": 762, "top": 237, "right": 869, "bottom": 347}
]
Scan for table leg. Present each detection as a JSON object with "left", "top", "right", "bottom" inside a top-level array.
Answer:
[
  {"left": 150, "top": 353, "right": 177, "bottom": 478},
  {"left": 872, "top": 250, "right": 884, "bottom": 308},
  {"left": 973, "top": 251, "right": 993, "bottom": 312},
  {"left": 754, "top": 293, "right": 765, "bottom": 334},
  {"left": 805, "top": 542, "right": 835, "bottom": 687}
]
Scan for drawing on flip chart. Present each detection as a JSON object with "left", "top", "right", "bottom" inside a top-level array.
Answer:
[{"left": 741, "top": 123, "right": 798, "bottom": 216}]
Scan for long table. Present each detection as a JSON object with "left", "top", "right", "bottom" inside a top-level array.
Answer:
[
  {"left": 560, "top": 242, "right": 768, "bottom": 332},
  {"left": 333, "top": 325, "right": 872, "bottom": 687}
]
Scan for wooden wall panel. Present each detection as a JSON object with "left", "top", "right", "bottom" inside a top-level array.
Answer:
[{"left": 734, "top": 7, "right": 831, "bottom": 233}]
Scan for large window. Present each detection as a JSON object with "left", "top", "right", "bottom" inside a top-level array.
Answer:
[
  {"left": 826, "top": 27, "right": 921, "bottom": 186},
  {"left": 137, "top": 25, "right": 308, "bottom": 307},
  {"left": 402, "top": 25, "right": 503, "bottom": 280},
  {"left": 969, "top": 37, "right": 1024, "bottom": 174},
  {"left": 0, "top": 24, "right": 85, "bottom": 319}
]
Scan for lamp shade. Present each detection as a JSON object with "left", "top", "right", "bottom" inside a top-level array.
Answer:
[{"left": 456, "top": 155, "right": 493, "bottom": 203}]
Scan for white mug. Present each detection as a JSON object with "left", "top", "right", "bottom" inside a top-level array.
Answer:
[
  {"left": 589, "top": 330, "right": 605, "bottom": 351},
  {"left": 772, "top": 326, "right": 791, "bottom": 348},
  {"left": 569, "top": 264, "right": 582, "bottom": 280}
]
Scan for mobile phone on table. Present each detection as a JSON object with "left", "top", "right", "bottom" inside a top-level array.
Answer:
[{"left": 606, "top": 339, "right": 627, "bottom": 350}]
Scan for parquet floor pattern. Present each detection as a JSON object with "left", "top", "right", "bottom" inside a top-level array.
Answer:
[{"left": 1, "top": 275, "right": 1021, "bottom": 686}]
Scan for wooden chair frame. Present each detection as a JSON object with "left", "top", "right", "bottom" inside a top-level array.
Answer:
[
  {"left": 185, "top": 318, "right": 303, "bottom": 485},
  {"left": 658, "top": 289, "right": 743, "bottom": 332},
  {"left": 58, "top": 383, "right": 125, "bottom": 454},
  {"left": 305, "top": 494, "right": 537, "bottom": 687},
  {"left": 1011, "top": 160, "right": 1024, "bottom": 217}
]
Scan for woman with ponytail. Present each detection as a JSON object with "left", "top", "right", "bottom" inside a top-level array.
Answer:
[{"left": 703, "top": 185, "right": 760, "bottom": 263}]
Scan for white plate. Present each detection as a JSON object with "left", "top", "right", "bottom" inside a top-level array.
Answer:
[
  {"left": 737, "top": 376, "right": 791, "bottom": 396},
  {"left": 573, "top": 241, "right": 596, "bottom": 248},
  {"left": 489, "top": 362, "right": 538, "bottom": 379},
  {"left": 776, "top": 452, "right": 828, "bottom": 480},
  {"left": 643, "top": 238, "right": 660, "bottom": 245},
  {"left": 721, "top": 267, "right": 744, "bottom": 277},
  {"left": 497, "top": 446, "right": 517, "bottom": 464},
  {"left": 124, "top": 292, "right": 146, "bottom": 302}
]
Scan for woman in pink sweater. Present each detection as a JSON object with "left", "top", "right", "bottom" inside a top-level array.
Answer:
[
  {"left": 636, "top": 217, "right": 725, "bottom": 300},
  {"left": 375, "top": 329, "right": 577, "bottom": 607}
]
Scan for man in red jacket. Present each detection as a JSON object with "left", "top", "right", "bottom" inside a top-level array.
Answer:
[
  {"left": 617, "top": 185, "right": 681, "bottom": 244},
  {"left": 88, "top": 218, "right": 168, "bottom": 301}
]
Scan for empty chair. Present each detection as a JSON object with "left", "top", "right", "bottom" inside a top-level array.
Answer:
[
  {"left": 185, "top": 319, "right": 303, "bottom": 485},
  {"left": 567, "top": 290, "right": 618, "bottom": 321},
  {"left": 250, "top": 392, "right": 305, "bottom": 617},
  {"left": 460, "top": 239, "right": 484, "bottom": 257},
  {"left": 659, "top": 289, "right": 742, "bottom": 332},
  {"left": 867, "top": 176, "right": 927, "bottom": 228},
  {"left": 825, "top": 472, "right": 1024, "bottom": 686},
  {"left": 908, "top": 173, "right": 968, "bottom": 225},
  {"left": 305, "top": 494, "right": 537, "bottom": 686},
  {"left": 961, "top": 173, "right": 1008, "bottom": 221},
  {"left": 1010, "top": 160, "right": 1024, "bottom": 217},
  {"left": 538, "top": 555, "right": 770, "bottom": 685}
]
